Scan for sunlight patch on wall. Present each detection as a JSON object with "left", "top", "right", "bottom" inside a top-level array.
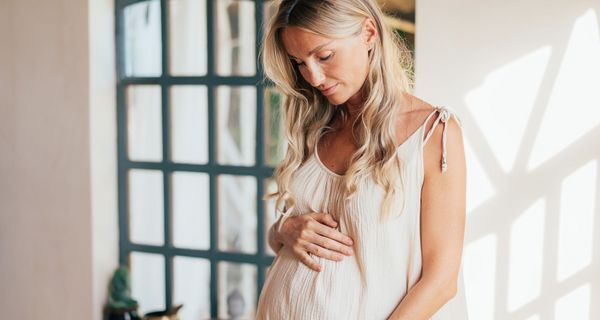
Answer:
[
  {"left": 554, "top": 283, "right": 591, "bottom": 320},
  {"left": 464, "top": 139, "right": 495, "bottom": 214},
  {"left": 528, "top": 9, "right": 600, "bottom": 170},
  {"left": 507, "top": 198, "right": 546, "bottom": 312},
  {"left": 556, "top": 160, "right": 597, "bottom": 282},
  {"left": 464, "top": 234, "right": 497, "bottom": 320},
  {"left": 465, "top": 46, "right": 551, "bottom": 173}
]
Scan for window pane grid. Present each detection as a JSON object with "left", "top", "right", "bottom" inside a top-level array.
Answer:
[{"left": 116, "top": 0, "right": 274, "bottom": 318}]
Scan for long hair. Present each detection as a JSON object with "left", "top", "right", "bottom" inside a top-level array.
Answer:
[{"left": 262, "top": 0, "right": 414, "bottom": 225}]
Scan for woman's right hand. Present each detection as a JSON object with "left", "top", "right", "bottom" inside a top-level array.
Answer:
[{"left": 276, "top": 212, "right": 354, "bottom": 272}]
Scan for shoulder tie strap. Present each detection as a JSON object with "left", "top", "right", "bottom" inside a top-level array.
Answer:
[{"left": 423, "top": 106, "right": 463, "bottom": 173}]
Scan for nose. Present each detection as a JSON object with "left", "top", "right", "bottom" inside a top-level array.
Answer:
[{"left": 304, "top": 63, "right": 326, "bottom": 88}]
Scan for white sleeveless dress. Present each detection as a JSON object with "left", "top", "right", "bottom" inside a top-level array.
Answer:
[{"left": 256, "top": 106, "right": 468, "bottom": 320}]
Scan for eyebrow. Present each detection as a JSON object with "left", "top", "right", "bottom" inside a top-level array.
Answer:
[{"left": 288, "top": 40, "right": 334, "bottom": 59}]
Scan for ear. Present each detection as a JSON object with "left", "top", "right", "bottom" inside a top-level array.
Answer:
[{"left": 362, "top": 18, "right": 378, "bottom": 48}]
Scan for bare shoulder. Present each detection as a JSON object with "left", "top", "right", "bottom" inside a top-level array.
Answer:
[
  {"left": 394, "top": 91, "right": 437, "bottom": 145},
  {"left": 396, "top": 91, "right": 465, "bottom": 177},
  {"left": 421, "top": 111, "right": 465, "bottom": 180}
]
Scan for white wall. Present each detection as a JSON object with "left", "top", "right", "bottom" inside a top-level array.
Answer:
[
  {"left": 90, "top": 0, "right": 119, "bottom": 318},
  {"left": 0, "top": 0, "right": 118, "bottom": 319},
  {"left": 415, "top": 0, "right": 600, "bottom": 319}
]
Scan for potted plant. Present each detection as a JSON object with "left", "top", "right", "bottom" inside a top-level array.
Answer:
[{"left": 103, "top": 266, "right": 142, "bottom": 320}]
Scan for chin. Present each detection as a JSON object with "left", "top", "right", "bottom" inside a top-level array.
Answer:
[{"left": 326, "top": 94, "right": 346, "bottom": 106}]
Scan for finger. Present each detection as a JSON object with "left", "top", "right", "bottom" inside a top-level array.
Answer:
[
  {"left": 305, "top": 242, "right": 345, "bottom": 261},
  {"left": 313, "top": 221, "right": 354, "bottom": 247},
  {"left": 312, "top": 234, "right": 354, "bottom": 257},
  {"left": 312, "top": 212, "right": 338, "bottom": 229},
  {"left": 295, "top": 249, "right": 322, "bottom": 272}
]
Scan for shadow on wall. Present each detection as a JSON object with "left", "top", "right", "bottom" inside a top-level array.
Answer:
[{"left": 421, "top": 1, "right": 600, "bottom": 319}]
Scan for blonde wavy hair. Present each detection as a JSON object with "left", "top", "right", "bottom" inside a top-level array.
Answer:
[{"left": 262, "top": 0, "right": 415, "bottom": 226}]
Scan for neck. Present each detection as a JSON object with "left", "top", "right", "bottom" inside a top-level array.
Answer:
[
  {"left": 344, "top": 98, "right": 364, "bottom": 125},
  {"left": 332, "top": 104, "right": 361, "bottom": 133},
  {"left": 345, "top": 103, "right": 362, "bottom": 117},
  {"left": 344, "top": 85, "right": 367, "bottom": 117}
]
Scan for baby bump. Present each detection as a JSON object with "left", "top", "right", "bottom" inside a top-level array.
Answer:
[{"left": 257, "top": 246, "right": 365, "bottom": 319}]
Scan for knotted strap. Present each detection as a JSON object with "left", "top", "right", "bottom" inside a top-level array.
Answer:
[{"left": 423, "top": 106, "right": 462, "bottom": 173}]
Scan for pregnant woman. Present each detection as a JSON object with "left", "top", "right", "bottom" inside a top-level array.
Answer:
[{"left": 256, "top": 0, "right": 468, "bottom": 319}]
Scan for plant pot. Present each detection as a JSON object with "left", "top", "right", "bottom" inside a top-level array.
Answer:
[{"left": 142, "top": 304, "right": 183, "bottom": 320}]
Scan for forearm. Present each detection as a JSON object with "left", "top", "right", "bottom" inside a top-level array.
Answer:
[
  {"left": 387, "top": 275, "right": 456, "bottom": 320},
  {"left": 267, "top": 217, "right": 284, "bottom": 254}
]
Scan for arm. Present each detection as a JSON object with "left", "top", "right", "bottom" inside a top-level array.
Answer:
[
  {"left": 388, "top": 116, "right": 467, "bottom": 320},
  {"left": 268, "top": 215, "right": 284, "bottom": 254}
]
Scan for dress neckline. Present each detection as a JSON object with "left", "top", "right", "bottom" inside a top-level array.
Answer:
[{"left": 313, "top": 123, "right": 425, "bottom": 178}]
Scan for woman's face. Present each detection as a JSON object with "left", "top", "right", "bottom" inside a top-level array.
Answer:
[{"left": 280, "top": 20, "right": 377, "bottom": 107}]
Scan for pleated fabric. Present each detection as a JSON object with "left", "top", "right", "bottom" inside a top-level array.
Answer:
[{"left": 256, "top": 106, "right": 468, "bottom": 320}]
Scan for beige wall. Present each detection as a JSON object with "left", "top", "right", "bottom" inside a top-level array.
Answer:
[
  {"left": 415, "top": 0, "right": 600, "bottom": 319},
  {"left": 0, "top": 0, "right": 118, "bottom": 319}
]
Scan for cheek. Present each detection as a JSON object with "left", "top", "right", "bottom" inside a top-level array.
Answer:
[
  {"left": 335, "top": 60, "right": 365, "bottom": 89},
  {"left": 296, "top": 68, "right": 315, "bottom": 86},
  {"left": 298, "top": 68, "right": 308, "bottom": 81}
]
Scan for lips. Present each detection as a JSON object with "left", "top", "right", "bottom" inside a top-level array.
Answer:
[{"left": 320, "top": 83, "right": 338, "bottom": 95}]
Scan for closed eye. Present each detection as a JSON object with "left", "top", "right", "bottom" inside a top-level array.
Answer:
[
  {"left": 320, "top": 53, "right": 333, "bottom": 61},
  {"left": 293, "top": 53, "right": 334, "bottom": 66}
]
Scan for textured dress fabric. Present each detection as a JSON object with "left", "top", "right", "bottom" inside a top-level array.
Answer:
[{"left": 256, "top": 106, "right": 468, "bottom": 320}]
